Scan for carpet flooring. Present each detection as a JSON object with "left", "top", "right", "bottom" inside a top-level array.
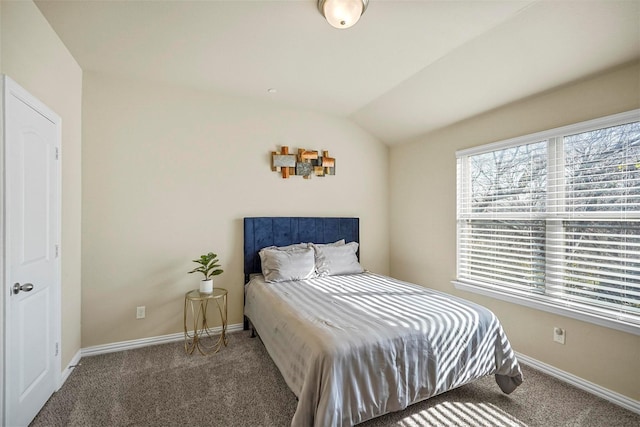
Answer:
[{"left": 31, "top": 331, "right": 639, "bottom": 427}]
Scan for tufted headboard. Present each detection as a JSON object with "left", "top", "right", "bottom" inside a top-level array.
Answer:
[{"left": 243, "top": 217, "right": 359, "bottom": 283}]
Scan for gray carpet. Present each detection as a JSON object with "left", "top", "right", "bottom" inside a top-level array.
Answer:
[{"left": 31, "top": 331, "right": 639, "bottom": 427}]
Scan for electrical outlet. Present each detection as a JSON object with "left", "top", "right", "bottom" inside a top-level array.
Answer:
[
  {"left": 136, "top": 306, "right": 146, "bottom": 319},
  {"left": 553, "top": 327, "right": 565, "bottom": 344}
]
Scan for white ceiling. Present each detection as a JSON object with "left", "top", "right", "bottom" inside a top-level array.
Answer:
[{"left": 35, "top": 0, "right": 640, "bottom": 145}]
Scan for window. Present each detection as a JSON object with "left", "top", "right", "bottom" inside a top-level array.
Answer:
[{"left": 455, "top": 110, "right": 640, "bottom": 334}]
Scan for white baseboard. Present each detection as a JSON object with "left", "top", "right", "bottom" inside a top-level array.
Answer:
[
  {"left": 58, "top": 349, "right": 82, "bottom": 390},
  {"left": 516, "top": 352, "right": 640, "bottom": 415},
  {"left": 81, "top": 323, "right": 245, "bottom": 357}
]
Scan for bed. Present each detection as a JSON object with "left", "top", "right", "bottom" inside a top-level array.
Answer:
[{"left": 243, "top": 217, "right": 523, "bottom": 426}]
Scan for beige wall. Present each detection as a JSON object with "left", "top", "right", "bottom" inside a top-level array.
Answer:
[
  {"left": 389, "top": 61, "right": 640, "bottom": 400},
  {"left": 1, "top": 1, "right": 83, "bottom": 371},
  {"left": 81, "top": 71, "right": 389, "bottom": 347}
]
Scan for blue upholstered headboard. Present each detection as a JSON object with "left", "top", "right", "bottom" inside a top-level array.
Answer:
[{"left": 243, "top": 217, "right": 359, "bottom": 283}]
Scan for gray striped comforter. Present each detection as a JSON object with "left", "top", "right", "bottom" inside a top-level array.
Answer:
[{"left": 244, "top": 272, "right": 523, "bottom": 426}]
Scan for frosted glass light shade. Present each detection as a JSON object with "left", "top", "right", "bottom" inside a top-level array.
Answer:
[{"left": 319, "top": 0, "right": 368, "bottom": 29}]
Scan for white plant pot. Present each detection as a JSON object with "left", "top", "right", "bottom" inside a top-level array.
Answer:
[{"left": 200, "top": 279, "right": 213, "bottom": 293}]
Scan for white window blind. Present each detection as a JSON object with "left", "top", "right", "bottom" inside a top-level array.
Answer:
[{"left": 456, "top": 110, "right": 640, "bottom": 332}]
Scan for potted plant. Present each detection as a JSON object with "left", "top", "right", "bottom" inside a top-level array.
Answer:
[{"left": 188, "top": 252, "right": 223, "bottom": 293}]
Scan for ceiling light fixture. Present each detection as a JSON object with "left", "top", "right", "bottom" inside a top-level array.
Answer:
[{"left": 318, "top": 0, "right": 368, "bottom": 29}]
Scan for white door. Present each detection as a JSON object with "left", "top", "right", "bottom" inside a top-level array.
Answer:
[{"left": 4, "top": 76, "right": 61, "bottom": 427}]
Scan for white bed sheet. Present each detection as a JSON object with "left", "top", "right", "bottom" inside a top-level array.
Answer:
[{"left": 244, "top": 272, "right": 523, "bottom": 426}]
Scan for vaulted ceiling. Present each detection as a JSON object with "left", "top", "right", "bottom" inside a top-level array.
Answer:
[{"left": 36, "top": 0, "right": 639, "bottom": 145}]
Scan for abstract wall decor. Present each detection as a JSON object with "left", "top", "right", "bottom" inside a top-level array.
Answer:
[{"left": 271, "top": 146, "right": 335, "bottom": 179}]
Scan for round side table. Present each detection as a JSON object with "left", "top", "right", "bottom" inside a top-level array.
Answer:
[{"left": 183, "top": 288, "right": 228, "bottom": 355}]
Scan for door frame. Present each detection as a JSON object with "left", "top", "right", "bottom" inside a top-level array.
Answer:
[{"left": 1, "top": 75, "right": 63, "bottom": 425}]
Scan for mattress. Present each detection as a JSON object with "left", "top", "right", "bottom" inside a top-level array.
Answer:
[{"left": 244, "top": 272, "right": 523, "bottom": 427}]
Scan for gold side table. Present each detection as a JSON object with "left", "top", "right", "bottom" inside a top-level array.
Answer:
[{"left": 183, "top": 288, "right": 228, "bottom": 355}]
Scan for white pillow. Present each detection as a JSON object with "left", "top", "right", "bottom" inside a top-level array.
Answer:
[
  {"left": 262, "top": 242, "right": 309, "bottom": 251},
  {"left": 259, "top": 246, "right": 316, "bottom": 282},
  {"left": 311, "top": 239, "right": 344, "bottom": 266},
  {"left": 315, "top": 239, "right": 345, "bottom": 247},
  {"left": 312, "top": 241, "right": 363, "bottom": 276}
]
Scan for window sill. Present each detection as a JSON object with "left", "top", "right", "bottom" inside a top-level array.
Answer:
[{"left": 452, "top": 280, "right": 640, "bottom": 336}]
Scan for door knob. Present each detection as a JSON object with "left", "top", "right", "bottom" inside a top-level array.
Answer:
[{"left": 12, "top": 283, "right": 34, "bottom": 294}]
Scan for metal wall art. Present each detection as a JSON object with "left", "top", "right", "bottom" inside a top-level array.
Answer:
[{"left": 271, "top": 146, "right": 335, "bottom": 179}]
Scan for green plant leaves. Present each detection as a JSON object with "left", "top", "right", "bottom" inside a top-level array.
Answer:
[{"left": 187, "top": 252, "right": 224, "bottom": 279}]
